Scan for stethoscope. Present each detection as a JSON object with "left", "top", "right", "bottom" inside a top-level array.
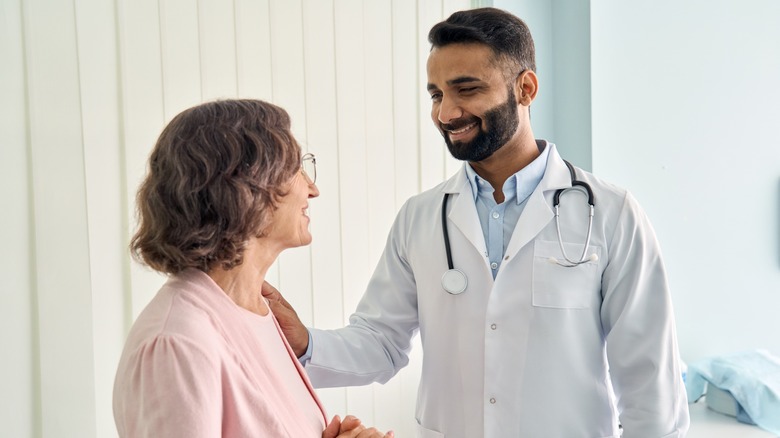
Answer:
[{"left": 440, "top": 160, "right": 597, "bottom": 295}]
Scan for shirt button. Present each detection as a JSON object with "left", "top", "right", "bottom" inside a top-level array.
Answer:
[
  {"left": 490, "top": 262, "right": 498, "bottom": 269},
  {"left": 490, "top": 323, "right": 497, "bottom": 330},
  {"left": 489, "top": 397, "right": 496, "bottom": 404},
  {"left": 492, "top": 212, "right": 500, "bottom": 219}
]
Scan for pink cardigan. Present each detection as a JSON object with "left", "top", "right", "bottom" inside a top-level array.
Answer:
[{"left": 113, "top": 269, "right": 327, "bottom": 437}]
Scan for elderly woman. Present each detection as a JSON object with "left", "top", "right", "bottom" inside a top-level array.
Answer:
[{"left": 113, "top": 99, "right": 391, "bottom": 438}]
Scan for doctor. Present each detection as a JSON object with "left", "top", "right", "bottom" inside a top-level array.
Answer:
[{"left": 265, "top": 7, "right": 689, "bottom": 438}]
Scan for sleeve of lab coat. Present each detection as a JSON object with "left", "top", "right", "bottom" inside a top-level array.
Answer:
[
  {"left": 305, "top": 201, "right": 419, "bottom": 387},
  {"left": 600, "top": 191, "right": 690, "bottom": 438}
]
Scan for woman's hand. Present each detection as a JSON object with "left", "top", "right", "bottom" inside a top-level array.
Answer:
[
  {"left": 322, "top": 415, "right": 394, "bottom": 438},
  {"left": 261, "top": 281, "right": 310, "bottom": 357}
]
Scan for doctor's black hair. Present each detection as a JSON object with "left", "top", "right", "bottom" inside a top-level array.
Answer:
[{"left": 428, "top": 7, "right": 536, "bottom": 77}]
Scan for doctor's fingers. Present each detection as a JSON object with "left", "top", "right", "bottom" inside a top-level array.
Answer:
[
  {"left": 261, "top": 281, "right": 290, "bottom": 307},
  {"left": 337, "top": 427, "right": 393, "bottom": 438},
  {"left": 264, "top": 295, "right": 310, "bottom": 356}
]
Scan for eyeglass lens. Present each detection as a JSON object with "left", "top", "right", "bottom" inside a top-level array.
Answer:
[{"left": 302, "top": 153, "right": 316, "bottom": 184}]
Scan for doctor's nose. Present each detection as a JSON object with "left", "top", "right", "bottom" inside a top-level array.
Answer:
[{"left": 434, "top": 96, "right": 464, "bottom": 124}]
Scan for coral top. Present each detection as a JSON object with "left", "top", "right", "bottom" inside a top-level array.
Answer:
[{"left": 113, "top": 269, "right": 327, "bottom": 437}]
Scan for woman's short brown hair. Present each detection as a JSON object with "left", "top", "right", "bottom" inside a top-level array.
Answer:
[{"left": 130, "top": 99, "right": 301, "bottom": 274}]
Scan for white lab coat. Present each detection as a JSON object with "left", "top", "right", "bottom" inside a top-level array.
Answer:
[{"left": 306, "top": 144, "right": 689, "bottom": 438}]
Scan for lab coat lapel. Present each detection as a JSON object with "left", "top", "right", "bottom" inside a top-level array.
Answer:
[
  {"left": 504, "top": 146, "right": 572, "bottom": 259},
  {"left": 442, "top": 166, "right": 488, "bottom": 260}
]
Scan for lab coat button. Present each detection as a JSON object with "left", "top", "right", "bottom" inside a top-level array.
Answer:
[
  {"left": 490, "top": 323, "right": 497, "bottom": 330},
  {"left": 490, "top": 262, "right": 497, "bottom": 269},
  {"left": 489, "top": 397, "right": 496, "bottom": 404}
]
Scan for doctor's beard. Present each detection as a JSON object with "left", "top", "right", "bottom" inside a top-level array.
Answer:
[{"left": 441, "top": 88, "right": 520, "bottom": 163}]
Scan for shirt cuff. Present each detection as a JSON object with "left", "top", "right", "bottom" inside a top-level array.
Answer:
[{"left": 297, "top": 330, "right": 313, "bottom": 365}]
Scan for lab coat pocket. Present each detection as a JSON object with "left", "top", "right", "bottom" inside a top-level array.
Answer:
[
  {"left": 415, "top": 420, "right": 445, "bottom": 438},
  {"left": 532, "top": 239, "right": 601, "bottom": 309}
]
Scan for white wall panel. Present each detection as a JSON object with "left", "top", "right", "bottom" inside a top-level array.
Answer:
[
  {"left": 23, "top": 0, "right": 96, "bottom": 435},
  {"left": 362, "top": 0, "right": 411, "bottom": 433},
  {"left": 117, "top": 0, "right": 168, "bottom": 319},
  {"left": 363, "top": 2, "right": 403, "bottom": 431},
  {"left": 391, "top": 0, "right": 420, "bottom": 206},
  {"left": 363, "top": 0, "right": 396, "bottom": 278},
  {"left": 235, "top": 0, "right": 274, "bottom": 100},
  {"left": 198, "top": 0, "right": 238, "bottom": 100},
  {"left": 300, "top": 0, "right": 349, "bottom": 418},
  {"left": 159, "top": 0, "right": 202, "bottom": 119},
  {"left": 0, "top": 1, "right": 36, "bottom": 436},
  {"left": 73, "top": 0, "right": 127, "bottom": 436},
  {"left": 333, "top": 0, "right": 375, "bottom": 425}
]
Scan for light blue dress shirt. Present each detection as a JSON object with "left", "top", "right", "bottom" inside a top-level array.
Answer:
[{"left": 464, "top": 141, "right": 550, "bottom": 279}]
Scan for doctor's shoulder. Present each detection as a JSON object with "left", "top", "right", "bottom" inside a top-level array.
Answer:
[
  {"left": 574, "top": 168, "right": 646, "bottom": 218},
  {"left": 576, "top": 168, "right": 662, "bottom": 246}
]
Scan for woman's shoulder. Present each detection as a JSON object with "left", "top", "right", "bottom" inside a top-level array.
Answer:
[{"left": 122, "top": 271, "right": 236, "bottom": 361}]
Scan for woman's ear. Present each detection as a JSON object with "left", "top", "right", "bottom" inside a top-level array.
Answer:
[{"left": 515, "top": 70, "right": 538, "bottom": 106}]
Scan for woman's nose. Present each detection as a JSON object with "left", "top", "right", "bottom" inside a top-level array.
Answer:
[{"left": 308, "top": 182, "right": 320, "bottom": 198}]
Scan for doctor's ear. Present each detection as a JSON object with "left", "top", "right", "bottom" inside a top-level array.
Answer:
[{"left": 515, "top": 70, "right": 538, "bottom": 106}]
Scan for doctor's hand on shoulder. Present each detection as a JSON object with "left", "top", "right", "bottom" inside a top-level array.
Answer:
[
  {"left": 261, "top": 281, "right": 310, "bottom": 357},
  {"left": 323, "top": 415, "right": 394, "bottom": 438}
]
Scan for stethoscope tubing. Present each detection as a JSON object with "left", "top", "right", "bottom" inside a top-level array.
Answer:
[{"left": 440, "top": 159, "right": 596, "bottom": 294}]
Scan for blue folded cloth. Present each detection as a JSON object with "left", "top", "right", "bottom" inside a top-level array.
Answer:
[{"left": 685, "top": 349, "right": 780, "bottom": 435}]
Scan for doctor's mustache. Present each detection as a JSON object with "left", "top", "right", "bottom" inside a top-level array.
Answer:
[{"left": 440, "top": 116, "right": 481, "bottom": 132}]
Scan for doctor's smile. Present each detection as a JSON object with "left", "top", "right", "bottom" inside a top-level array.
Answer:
[{"left": 442, "top": 120, "right": 478, "bottom": 140}]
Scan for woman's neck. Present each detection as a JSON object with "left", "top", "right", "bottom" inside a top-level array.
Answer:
[{"left": 207, "top": 238, "right": 279, "bottom": 316}]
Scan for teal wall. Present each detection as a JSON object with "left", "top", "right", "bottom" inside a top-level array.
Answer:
[{"left": 494, "top": 0, "right": 592, "bottom": 170}]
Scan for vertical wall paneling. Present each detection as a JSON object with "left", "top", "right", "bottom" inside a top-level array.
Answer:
[
  {"left": 159, "top": 0, "right": 202, "bottom": 120},
  {"left": 269, "top": 0, "right": 315, "bottom": 326},
  {"left": 234, "top": 0, "right": 274, "bottom": 100},
  {"left": 333, "top": 0, "right": 370, "bottom": 332},
  {"left": 73, "top": 0, "right": 127, "bottom": 436},
  {"left": 363, "top": 1, "right": 396, "bottom": 288},
  {"left": 23, "top": 0, "right": 97, "bottom": 435},
  {"left": 117, "top": 0, "right": 168, "bottom": 318},
  {"left": 198, "top": 0, "right": 238, "bottom": 100},
  {"left": 5, "top": 2, "right": 486, "bottom": 436},
  {"left": 301, "top": 0, "right": 341, "bottom": 331},
  {"left": 391, "top": 0, "right": 420, "bottom": 207},
  {"left": 333, "top": 0, "right": 375, "bottom": 425},
  {"left": 300, "top": 0, "right": 347, "bottom": 417},
  {"left": 268, "top": 0, "right": 307, "bottom": 123},
  {"left": 417, "top": 0, "right": 446, "bottom": 192},
  {"left": 362, "top": 1, "right": 403, "bottom": 432},
  {"left": 0, "top": 1, "right": 35, "bottom": 436}
]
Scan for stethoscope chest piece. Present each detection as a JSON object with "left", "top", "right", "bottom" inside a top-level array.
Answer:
[{"left": 441, "top": 268, "right": 468, "bottom": 294}]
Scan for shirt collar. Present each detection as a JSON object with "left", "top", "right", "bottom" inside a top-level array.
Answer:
[{"left": 464, "top": 140, "right": 551, "bottom": 204}]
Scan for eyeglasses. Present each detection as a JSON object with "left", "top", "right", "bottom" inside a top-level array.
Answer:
[{"left": 301, "top": 152, "right": 317, "bottom": 184}]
